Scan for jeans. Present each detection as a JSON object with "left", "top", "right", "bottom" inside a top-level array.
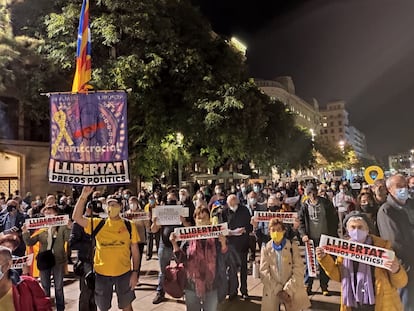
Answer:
[
  {"left": 228, "top": 251, "right": 248, "bottom": 296},
  {"left": 156, "top": 240, "right": 174, "bottom": 295},
  {"left": 304, "top": 239, "right": 329, "bottom": 290},
  {"left": 40, "top": 263, "right": 65, "bottom": 311},
  {"left": 147, "top": 230, "right": 160, "bottom": 258},
  {"left": 185, "top": 289, "right": 218, "bottom": 311}
]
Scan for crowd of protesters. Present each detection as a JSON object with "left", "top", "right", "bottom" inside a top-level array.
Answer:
[{"left": 0, "top": 174, "right": 413, "bottom": 310}]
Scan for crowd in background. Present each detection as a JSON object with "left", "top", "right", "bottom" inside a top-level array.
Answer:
[{"left": 0, "top": 174, "right": 413, "bottom": 310}]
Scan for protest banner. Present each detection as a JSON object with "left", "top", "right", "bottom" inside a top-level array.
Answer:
[
  {"left": 254, "top": 211, "right": 298, "bottom": 224},
  {"left": 48, "top": 92, "right": 129, "bottom": 185},
  {"left": 319, "top": 234, "right": 395, "bottom": 270},
  {"left": 25, "top": 215, "right": 69, "bottom": 230},
  {"left": 305, "top": 240, "right": 317, "bottom": 277},
  {"left": 284, "top": 195, "right": 300, "bottom": 206},
  {"left": 153, "top": 205, "right": 189, "bottom": 225},
  {"left": 12, "top": 254, "right": 34, "bottom": 269},
  {"left": 174, "top": 223, "right": 229, "bottom": 241},
  {"left": 122, "top": 211, "right": 150, "bottom": 221}
]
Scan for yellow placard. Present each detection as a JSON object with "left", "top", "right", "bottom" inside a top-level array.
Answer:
[{"left": 364, "top": 166, "right": 384, "bottom": 185}]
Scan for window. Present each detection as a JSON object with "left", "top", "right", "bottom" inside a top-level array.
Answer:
[
  {"left": 330, "top": 121, "right": 334, "bottom": 126},
  {"left": 331, "top": 129, "right": 335, "bottom": 133},
  {"left": 339, "top": 128, "right": 342, "bottom": 133},
  {"left": 338, "top": 121, "right": 342, "bottom": 126}
]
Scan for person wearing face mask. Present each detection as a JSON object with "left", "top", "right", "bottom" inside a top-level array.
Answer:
[
  {"left": 207, "top": 185, "right": 225, "bottom": 210},
  {"left": 377, "top": 174, "right": 414, "bottom": 311},
  {"left": 299, "top": 184, "right": 339, "bottom": 296},
  {"left": 126, "top": 196, "right": 150, "bottom": 276},
  {"left": 405, "top": 176, "right": 414, "bottom": 225},
  {"left": 252, "top": 182, "right": 268, "bottom": 209},
  {"left": 222, "top": 194, "right": 253, "bottom": 300},
  {"left": 0, "top": 246, "right": 53, "bottom": 311},
  {"left": 334, "top": 185, "right": 355, "bottom": 238},
  {"left": 22, "top": 205, "right": 71, "bottom": 311},
  {"left": 150, "top": 192, "right": 194, "bottom": 305},
  {"left": 260, "top": 218, "right": 310, "bottom": 311},
  {"left": 252, "top": 195, "right": 280, "bottom": 250},
  {"left": 0, "top": 200, "right": 27, "bottom": 258},
  {"left": 169, "top": 207, "right": 229, "bottom": 310},
  {"left": 237, "top": 183, "right": 248, "bottom": 206},
  {"left": 144, "top": 194, "right": 160, "bottom": 260},
  {"left": 72, "top": 187, "right": 141, "bottom": 311},
  {"left": 245, "top": 191, "right": 263, "bottom": 273},
  {"left": 316, "top": 212, "right": 407, "bottom": 311},
  {"left": 356, "top": 192, "right": 379, "bottom": 235}
]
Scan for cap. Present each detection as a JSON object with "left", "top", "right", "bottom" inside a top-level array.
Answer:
[
  {"left": 343, "top": 211, "right": 370, "bottom": 228},
  {"left": 106, "top": 198, "right": 121, "bottom": 205}
]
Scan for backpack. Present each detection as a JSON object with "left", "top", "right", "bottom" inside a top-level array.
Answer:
[
  {"left": 14, "top": 275, "right": 53, "bottom": 311},
  {"left": 93, "top": 218, "right": 132, "bottom": 239}
]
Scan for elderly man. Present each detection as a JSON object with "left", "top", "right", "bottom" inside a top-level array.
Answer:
[
  {"left": 222, "top": 194, "right": 253, "bottom": 300},
  {"left": 377, "top": 174, "right": 414, "bottom": 311},
  {"left": 299, "top": 184, "right": 339, "bottom": 296}
]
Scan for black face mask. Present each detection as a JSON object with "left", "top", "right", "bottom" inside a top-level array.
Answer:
[
  {"left": 166, "top": 200, "right": 177, "bottom": 205},
  {"left": 360, "top": 204, "right": 375, "bottom": 213},
  {"left": 268, "top": 205, "right": 280, "bottom": 212},
  {"left": 7, "top": 206, "right": 17, "bottom": 213}
]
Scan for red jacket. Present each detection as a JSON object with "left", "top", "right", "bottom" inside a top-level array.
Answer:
[{"left": 12, "top": 275, "right": 52, "bottom": 311}]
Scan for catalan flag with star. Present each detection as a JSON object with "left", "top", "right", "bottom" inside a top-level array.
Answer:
[{"left": 72, "top": 0, "right": 92, "bottom": 92}]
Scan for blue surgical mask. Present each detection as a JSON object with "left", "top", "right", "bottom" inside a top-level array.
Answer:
[
  {"left": 395, "top": 187, "right": 409, "bottom": 203},
  {"left": 253, "top": 186, "right": 260, "bottom": 193}
]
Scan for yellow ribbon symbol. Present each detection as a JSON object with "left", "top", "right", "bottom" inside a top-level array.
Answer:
[{"left": 51, "top": 110, "right": 74, "bottom": 157}]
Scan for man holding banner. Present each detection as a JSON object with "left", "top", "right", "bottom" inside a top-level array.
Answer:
[
  {"left": 299, "top": 184, "right": 339, "bottom": 296},
  {"left": 316, "top": 211, "right": 407, "bottom": 311}
]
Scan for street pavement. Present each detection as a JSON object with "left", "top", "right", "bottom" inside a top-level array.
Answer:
[{"left": 60, "top": 247, "right": 341, "bottom": 311}]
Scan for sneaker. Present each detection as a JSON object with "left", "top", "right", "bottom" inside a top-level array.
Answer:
[
  {"left": 152, "top": 293, "right": 165, "bottom": 304},
  {"left": 242, "top": 294, "right": 250, "bottom": 300},
  {"left": 322, "top": 290, "right": 330, "bottom": 296}
]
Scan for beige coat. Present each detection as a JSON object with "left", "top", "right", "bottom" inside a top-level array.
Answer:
[{"left": 260, "top": 239, "right": 310, "bottom": 311}]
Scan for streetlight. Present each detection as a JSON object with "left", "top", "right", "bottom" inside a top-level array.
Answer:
[{"left": 338, "top": 140, "right": 345, "bottom": 152}]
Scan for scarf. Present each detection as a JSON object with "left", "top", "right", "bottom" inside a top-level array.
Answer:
[
  {"left": 341, "top": 236, "right": 375, "bottom": 307},
  {"left": 186, "top": 239, "right": 217, "bottom": 298},
  {"left": 272, "top": 238, "right": 287, "bottom": 251}
]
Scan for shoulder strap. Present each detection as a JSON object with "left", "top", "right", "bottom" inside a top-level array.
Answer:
[
  {"left": 92, "top": 219, "right": 106, "bottom": 237},
  {"left": 123, "top": 219, "right": 132, "bottom": 240}
]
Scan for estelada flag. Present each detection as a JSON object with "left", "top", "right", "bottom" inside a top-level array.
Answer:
[{"left": 72, "top": 0, "right": 92, "bottom": 92}]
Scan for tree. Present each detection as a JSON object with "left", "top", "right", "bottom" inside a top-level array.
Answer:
[{"left": 7, "top": 0, "right": 314, "bottom": 181}]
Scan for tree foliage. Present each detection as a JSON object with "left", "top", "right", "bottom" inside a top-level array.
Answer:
[{"left": 4, "top": 0, "right": 314, "bottom": 180}]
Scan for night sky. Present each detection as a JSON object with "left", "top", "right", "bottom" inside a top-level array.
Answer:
[{"left": 194, "top": 0, "right": 414, "bottom": 160}]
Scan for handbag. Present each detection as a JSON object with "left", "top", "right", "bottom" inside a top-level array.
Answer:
[
  {"left": 164, "top": 261, "right": 186, "bottom": 298},
  {"left": 36, "top": 249, "right": 56, "bottom": 271},
  {"left": 36, "top": 233, "right": 57, "bottom": 271}
]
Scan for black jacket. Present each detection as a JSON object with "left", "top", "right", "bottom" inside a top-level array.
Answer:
[
  {"left": 377, "top": 195, "right": 414, "bottom": 270},
  {"left": 299, "top": 196, "right": 339, "bottom": 239},
  {"left": 221, "top": 204, "right": 253, "bottom": 253},
  {"left": 69, "top": 222, "right": 92, "bottom": 262}
]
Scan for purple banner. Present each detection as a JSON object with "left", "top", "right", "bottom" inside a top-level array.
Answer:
[{"left": 48, "top": 92, "right": 129, "bottom": 185}]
